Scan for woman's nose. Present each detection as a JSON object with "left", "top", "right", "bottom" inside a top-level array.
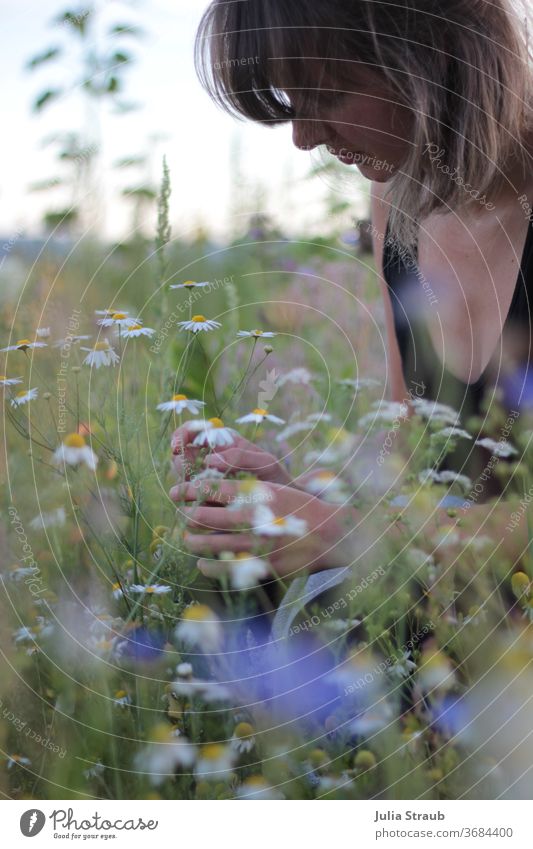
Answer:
[{"left": 291, "top": 119, "right": 326, "bottom": 152}]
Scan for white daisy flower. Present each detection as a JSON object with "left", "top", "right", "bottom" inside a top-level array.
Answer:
[
  {"left": 389, "top": 651, "right": 417, "bottom": 680},
  {"left": 53, "top": 334, "right": 92, "bottom": 348},
  {"left": 0, "top": 375, "right": 23, "bottom": 386},
  {"left": 36, "top": 327, "right": 51, "bottom": 338},
  {"left": 113, "top": 689, "right": 131, "bottom": 707},
  {"left": 176, "top": 662, "right": 194, "bottom": 678},
  {"left": 358, "top": 401, "right": 409, "bottom": 427},
  {"left": 97, "top": 311, "right": 140, "bottom": 328},
  {"left": 411, "top": 398, "right": 460, "bottom": 425},
  {"left": 83, "top": 761, "right": 105, "bottom": 780},
  {"left": 133, "top": 728, "right": 197, "bottom": 786},
  {"left": 177, "top": 314, "right": 221, "bottom": 333},
  {"left": 170, "top": 679, "right": 232, "bottom": 702},
  {"left": 6, "top": 754, "right": 32, "bottom": 769},
  {"left": 156, "top": 394, "right": 206, "bottom": 414},
  {"left": 237, "top": 776, "right": 284, "bottom": 800},
  {"left": 275, "top": 420, "right": 315, "bottom": 442},
  {"left": 190, "top": 468, "right": 225, "bottom": 482},
  {"left": 349, "top": 701, "right": 395, "bottom": 736},
  {"left": 170, "top": 279, "right": 211, "bottom": 289},
  {"left": 278, "top": 367, "right": 313, "bottom": 386},
  {"left": 418, "top": 648, "right": 456, "bottom": 693},
  {"left": 226, "top": 481, "right": 272, "bottom": 510},
  {"left": 231, "top": 722, "right": 256, "bottom": 753},
  {"left": 306, "top": 412, "right": 332, "bottom": 423},
  {"left": 10, "top": 388, "right": 38, "bottom": 407},
  {"left": 236, "top": 407, "right": 285, "bottom": 425},
  {"left": 236, "top": 329, "right": 277, "bottom": 338},
  {"left": 0, "top": 339, "right": 47, "bottom": 353},
  {"left": 121, "top": 324, "right": 155, "bottom": 338},
  {"left": 80, "top": 340, "right": 120, "bottom": 368},
  {"left": 53, "top": 432, "right": 98, "bottom": 470},
  {"left": 111, "top": 582, "right": 124, "bottom": 600},
  {"left": 175, "top": 604, "right": 222, "bottom": 651},
  {"left": 475, "top": 438, "right": 518, "bottom": 458},
  {"left": 13, "top": 626, "right": 37, "bottom": 644},
  {"left": 418, "top": 469, "right": 472, "bottom": 489},
  {"left": 432, "top": 426, "right": 472, "bottom": 440},
  {"left": 302, "top": 470, "right": 347, "bottom": 502},
  {"left": 29, "top": 507, "right": 66, "bottom": 530},
  {"left": 191, "top": 417, "right": 238, "bottom": 449},
  {"left": 195, "top": 743, "right": 236, "bottom": 779},
  {"left": 8, "top": 565, "right": 40, "bottom": 581},
  {"left": 252, "top": 505, "right": 307, "bottom": 537},
  {"left": 202, "top": 552, "right": 270, "bottom": 590},
  {"left": 129, "top": 583, "right": 172, "bottom": 596}
]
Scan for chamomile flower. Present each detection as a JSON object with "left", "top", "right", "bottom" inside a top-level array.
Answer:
[
  {"left": 8, "top": 565, "right": 40, "bottom": 581},
  {"left": 236, "top": 408, "right": 285, "bottom": 425},
  {"left": 301, "top": 470, "right": 347, "bottom": 502},
  {"left": 0, "top": 339, "right": 47, "bottom": 352},
  {"left": 80, "top": 340, "right": 120, "bottom": 368},
  {"left": 113, "top": 690, "right": 131, "bottom": 707},
  {"left": 156, "top": 394, "right": 206, "bottom": 414},
  {"left": 0, "top": 375, "right": 22, "bottom": 386},
  {"left": 133, "top": 725, "right": 197, "bottom": 786},
  {"left": 170, "top": 279, "right": 211, "bottom": 289},
  {"left": 433, "top": 426, "right": 472, "bottom": 440},
  {"left": 475, "top": 437, "right": 518, "bottom": 458},
  {"left": 252, "top": 505, "right": 308, "bottom": 537},
  {"left": 53, "top": 433, "right": 98, "bottom": 470},
  {"left": 418, "top": 469, "right": 472, "bottom": 490},
  {"left": 6, "top": 754, "right": 31, "bottom": 769},
  {"left": 231, "top": 722, "right": 256, "bottom": 753},
  {"left": 129, "top": 583, "right": 172, "bottom": 596},
  {"left": 191, "top": 417, "right": 238, "bottom": 449},
  {"left": 178, "top": 315, "right": 221, "bottom": 333},
  {"left": 97, "top": 311, "right": 140, "bottom": 328},
  {"left": 202, "top": 551, "right": 270, "bottom": 590},
  {"left": 122, "top": 324, "right": 155, "bottom": 338},
  {"left": 389, "top": 651, "right": 417, "bottom": 680},
  {"left": 175, "top": 604, "right": 222, "bottom": 651},
  {"left": 236, "top": 329, "right": 277, "bottom": 338},
  {"left": 10, "top": 388, "right": 38, "bottom": 407},
  {"left": 195, "top": 743, "right": 236, "bottom": 779},
  {"left": 170, "top": 678, "right": 232, "bottom": 702},
  {"left": 111, "top": 582, "right": 124, "bottom": 600}
]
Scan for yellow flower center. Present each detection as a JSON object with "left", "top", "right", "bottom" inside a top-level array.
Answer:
[
  {"left": 145, "top": 586, "right": 156, "bottom": 593},
  {"left": 94, "top": 342, "right": 110, "bottom": 351},
  {"left": 201, "top": 743, "right": 225, "bottom": 761},
  {"left": 183, "top": 604, "right": 214, "bottom": 622},
  {"left": 234, "top": 722, "right": 254, "bottom": 739},
  {"left": 208, "top": 417, "right": 224, "bottom": 428},
  {"left": 317, "top": 471, "right": 335, "bottom": 481},
  {"left": 0, "top": 375, "right": 6, "bottom": 380},
  {"left": 15, "top": 390, "right": 28, "bottom": 398},
  {"left": 253, "top": 330, "right": 263, "bottom": 335},
  {"left": 172, "top": 394, "right": 187, "bottom": 401},
  {"left": 112, "top": 312, "right": 127, "bottom": 320},
  {"left": 112, "top": 583, "right": 121, "bottom": 591},
  {"left": 182, "top": 281, "right": 196, "bottom": 287},
  {"left": 64, "top": 433, "right": 86, "bottom": 448},
  {"left": 252, "top": 408, "right": 268, "bottom": 416},
  {"left": 191, "top": 315, "right": 206, "bottom": 323},
  {"left": 235, "top": 552, "right": 252, "bottom": 560},
  {"left": 115, "top": 690, "right": 127, "bottom": 699},
  {"left": 128, "top": 323, "right": 143, "bottom": 331},
  {"left": 16, "top": 339, "right": 31, "bottom": 347},
  {"left": 273, "top": 517, "right": 287, "bottom": 527}
]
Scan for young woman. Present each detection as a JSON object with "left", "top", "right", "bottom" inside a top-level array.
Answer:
[{"left": 171, "top": 0, "right": 533, "bottom": 582}]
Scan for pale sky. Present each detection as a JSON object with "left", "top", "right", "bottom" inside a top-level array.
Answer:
[{"left": 1, "top": 0, "right": 367, "bottom": 241}]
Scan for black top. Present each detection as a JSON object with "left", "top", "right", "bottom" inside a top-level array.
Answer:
[{"left": 381, "top": 215, "right": 533, "bottom": 488}]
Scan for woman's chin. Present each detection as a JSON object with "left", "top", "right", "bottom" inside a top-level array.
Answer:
[{"left": 356, "top": 162, "right": 395, "bottom": 182}]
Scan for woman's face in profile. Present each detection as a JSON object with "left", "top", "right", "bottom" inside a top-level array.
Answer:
[{"left": 287, "top": 64, "right": 414, "bottom": 181}]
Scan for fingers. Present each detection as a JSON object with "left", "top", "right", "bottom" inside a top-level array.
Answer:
[
  {"left": 183, "top": 532, "right": 256, "bottom": 555},
  {"left": 181, "top": 506, "right": 249, "bottom": 531},
  {"left": 169, "top": 480, "right": 243, "bottom": 505},
  {"left": 205, "top": 447, "right": 289, "bottom": 483}
]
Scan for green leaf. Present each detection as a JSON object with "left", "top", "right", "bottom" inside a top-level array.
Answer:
[
  {"left": 26, "top": 47, "right": 61, "bottom": 71},
  {"left": 109, "top": 23, "right": 144, "bottom": 38},
  {"left": 33, "top": 89, "right": 62, "bottom": 111}
]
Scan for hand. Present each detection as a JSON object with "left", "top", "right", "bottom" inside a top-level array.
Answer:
[
  {"left": 171, "top": 422, "right": 293, "bottom": 485},
  {"left": 169, "top": 478, "right": 361, "bottom": 579}
]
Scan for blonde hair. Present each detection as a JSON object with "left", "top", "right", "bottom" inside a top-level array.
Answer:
[{"left": 196, "top": 0, "right": 533, "bottom": 251}]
